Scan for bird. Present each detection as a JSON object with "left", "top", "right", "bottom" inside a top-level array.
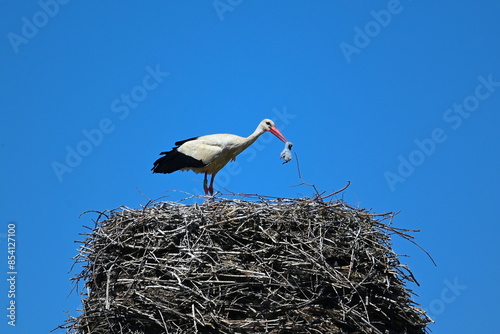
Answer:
[{"left": 151, "top": 119, "right": 288, "bottom": 195}]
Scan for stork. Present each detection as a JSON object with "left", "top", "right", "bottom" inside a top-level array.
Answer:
[{"left": 151, "top": 119, "right": 289, "bottom": 195}]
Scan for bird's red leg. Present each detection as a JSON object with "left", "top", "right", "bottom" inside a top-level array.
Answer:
[
  {"left": 203, "top": 173, "right": 210, "bottom": 195},
  {"left": 209, "top": 173, "right": 217, "bottom": 196}
]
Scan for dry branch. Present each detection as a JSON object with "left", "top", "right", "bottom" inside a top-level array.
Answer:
[{"left": 60, "top": 195, "right": 431, "bottom": 334}]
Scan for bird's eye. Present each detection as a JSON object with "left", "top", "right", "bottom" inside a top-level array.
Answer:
[{"left": 265, "top": 121, "right": 272, "bottom": 126}]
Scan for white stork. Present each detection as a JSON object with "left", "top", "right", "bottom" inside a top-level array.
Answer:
[{"left": 151, "top": 119, "right": 289, "bottom": 195}]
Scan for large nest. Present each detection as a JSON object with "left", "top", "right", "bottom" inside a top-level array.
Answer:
[{"left": 62, "top": 194, "right": 431, "bottom": 333}]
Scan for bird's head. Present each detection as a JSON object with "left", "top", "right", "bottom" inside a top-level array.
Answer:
[{"left": 259, "top": 119, "right": 288, "bottom": 143}]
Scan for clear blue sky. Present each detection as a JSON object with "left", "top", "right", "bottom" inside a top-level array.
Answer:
[{"left": 1, "top": 1, "right": 499, "bottom": 333}]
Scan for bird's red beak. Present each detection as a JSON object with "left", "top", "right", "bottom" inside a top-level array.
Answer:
[{"left": 269, "top": 126, "right": 288, "bottom": 143}]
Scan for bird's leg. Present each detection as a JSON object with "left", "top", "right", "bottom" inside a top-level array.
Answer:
[
  {"left": 203, "top": 173, "right": 210, "bottom": 195},
  {"left": 209, "top": 173, "right": 217, "bottom": 196}
]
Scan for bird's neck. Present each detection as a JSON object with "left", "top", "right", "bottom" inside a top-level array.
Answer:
[{"left": 246, "top": 127, "right": 265, "bottom": 144}]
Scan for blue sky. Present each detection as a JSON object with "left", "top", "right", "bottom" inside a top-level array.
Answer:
[{"left": 1, "top": 1, "right": 499, "bottom": 333}]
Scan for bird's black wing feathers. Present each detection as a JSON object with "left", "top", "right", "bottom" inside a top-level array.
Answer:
[
  {"left": 174, "top": 137, "right": 199, "bottom": 147},
  {"left": 152, "top": 137, "right": 206, "bottom": 174},
  {"left": 158, "top": 137, "right": 199, "bottom": 155}
]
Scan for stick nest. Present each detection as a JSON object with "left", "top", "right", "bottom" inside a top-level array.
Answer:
[{"left": 61, "top": 195, "right": 431, "bottom": 333}]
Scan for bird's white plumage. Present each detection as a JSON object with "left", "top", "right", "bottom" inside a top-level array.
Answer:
[{"left": 177, "top": 134, "right": 250, "bottom": 174}]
